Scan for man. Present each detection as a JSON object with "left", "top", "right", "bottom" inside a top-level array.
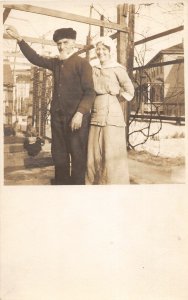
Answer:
[{"left": 6, "top": 26, "right": 95, "bottom": 185}]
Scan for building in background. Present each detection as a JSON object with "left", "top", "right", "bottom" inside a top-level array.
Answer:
[
  {"left": 3, "top": 59, "right": 33, "bottom": 134},
  {"left": 133, "top": 43, "right": 184, "bottom": 117},
  {"left": 3, "top": 59, "right": 14, "bottom": 126}
]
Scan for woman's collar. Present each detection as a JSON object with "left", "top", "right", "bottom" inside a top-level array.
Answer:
[{"left": 94, "top": 60, "right": 123, "bottom": 69}]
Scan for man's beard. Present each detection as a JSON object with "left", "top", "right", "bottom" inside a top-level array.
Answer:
[{"left": 59, "top": 49, "right": 73, "bottom": 60}]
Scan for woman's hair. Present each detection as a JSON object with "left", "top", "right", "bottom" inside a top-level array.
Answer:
[
  {"left": 96, "top": 43, "right": 110, "bottom": 52},
  {"left": 92, "top": 36, "right": 116, "bottom": 54}
]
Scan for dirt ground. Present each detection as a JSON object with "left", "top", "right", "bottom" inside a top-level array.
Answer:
[
  {"left": 128, "top": 149, "right": 185, "bottom": 184},
  {"left": 4, "top": 149, "right": 185, "bottom": 185},
  {"left": 4, "top": 122, "right": 186, "bottom": 185}
]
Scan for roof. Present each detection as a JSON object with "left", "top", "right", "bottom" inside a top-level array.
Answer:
[
  {"left": 160, "top": 43, "right": 184, "bottom": 54},
  {"left": 147, "top": 43, "right": 184, "bottom": 65}
]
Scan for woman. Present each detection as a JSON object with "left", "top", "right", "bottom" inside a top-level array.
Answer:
[{"left": 86, "top": 36, "right": 134, "bottom": 184}]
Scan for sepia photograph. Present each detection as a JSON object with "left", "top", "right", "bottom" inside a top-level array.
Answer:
[
  {"left": 2, "top": 0, "right": 186, "bottom": 185},
  {"left": 1, "top": 1, "right": 188, "bottom": 300}
]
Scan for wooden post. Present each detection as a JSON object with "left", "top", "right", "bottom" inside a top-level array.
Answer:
[
  {"left": 127, "top": 5, "right": 135, "bottom": 76},
  {"left": 117, "top": 4, "right": 135, "bottom": 147},
  {"left": 117, "top": 4, "right": 128, "bottom": 65},
  {"left": 100, "top": 15, "right": 104, "bottom": 36},
  {"left": 3, "top": 4, "right": 128, "bottom": 32},
  {"left": 86, "top": 36, "right": 91, "bottom": 61},
  {"left": 3, "top": 8, "right": 11, "bottom": 23},
  {"left": 117, "top": 4, "right": 129, "bottom": 144},
  {"left": 127, "top": 4, "right": 135, "bottom": 146},
  {"left": 86, "top": 5, "right": 93, "bottom": 60}
]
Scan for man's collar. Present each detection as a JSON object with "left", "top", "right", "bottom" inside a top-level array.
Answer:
[{"left": 58, "top": 50, "right": 76, "bottom": 61}]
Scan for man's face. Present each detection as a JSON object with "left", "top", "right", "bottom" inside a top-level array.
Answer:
[{"left": 57, "top": 38, "right": 75, "bottom": 59}]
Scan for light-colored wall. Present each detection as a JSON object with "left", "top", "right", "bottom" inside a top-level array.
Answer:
[{"left": 163, "top": 54, "right": 184, "bottom": 102}]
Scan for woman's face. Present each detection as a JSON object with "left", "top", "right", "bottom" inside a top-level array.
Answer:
[{"left": 96, "top": 42, "right": 111, "bottom": 64}]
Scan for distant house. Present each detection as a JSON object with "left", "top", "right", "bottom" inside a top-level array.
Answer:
[
  {"left": 3, "top": 59, "right": 14, "bottom": 125},
  {"left": 133, "top": 43, "right": 184, "bottom": 117},
  {"left": 15, "top": 71, "right": 32, "bottom": 117}
]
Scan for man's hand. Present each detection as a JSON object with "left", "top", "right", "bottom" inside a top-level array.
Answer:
[
  {"left": 70, "top": 112, "right": 83, "bottom": 132},
  {"left": 6, "top": 25, "right": 22, "bottom": 42}
]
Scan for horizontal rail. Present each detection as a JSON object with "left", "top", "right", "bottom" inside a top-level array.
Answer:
[
  {"left": 3, "top": 33, "right": 84, "bottom": 48},
  {"left": 134, "top": 26, "right": 184, "bottom": 46},
  {"left": 77, "top": 28, "right": 184, "bottom": 56},
  {"left": 102, "top": 26, "right": 184, "bottom": 45},
  {"left": 130, "top": 113, "right": 185, "bottom": 122},
  {"left": 133, "top": 58, "right": 184, "bottom": 71},
  {"left": 3, "top": 4, "right": 128, "bottom": 32}
]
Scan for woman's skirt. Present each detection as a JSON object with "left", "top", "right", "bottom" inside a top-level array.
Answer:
[{"left": 86, "top": 125, "right": 130, "bottom": 184}]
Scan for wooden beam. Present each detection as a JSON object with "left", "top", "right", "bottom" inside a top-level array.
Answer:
[
  {"left": 127, "top": 4, "right": 135, "bottom": 76},
  {"left": 3, "top": 8, "right": 11, "bottom": 24},
  {"left": 76, "top": 31, "right": 118, "bottom": 56},
  {"left": 76, "top": 31, "right": 117, "bottom": 56},
  {"left": 14, "top": 69, "right": 31, "bottom": 72},
  {"left": 117, "top": 4, "right": 128, "bottom": 66},
  {"left": 100, "top": 15, "right": 104, "bottom": 36},
  {"left": 85, "top": 5, "right": 93, "bottom": 61},
  {"left": 130, "top": 114, "right": 185, "bottom": 123},
  {"left": 4, "top": 33, "right": 55, "bottom": 45},
  {"left": 110, "top": 32, "right": 118, "bottom": 40},
  {"left": 4, "top": 51, "right": 23, "bottom": 58},
  {"left": 3, "top": 4, "right": 128, "bottom": 32},
  {"left": 76, "top": 44, "right": 93, "bottom": 55},
  {"left": 117, "top": 4, "right": 129, "bottom": 144},
  {"left": 4, "top": 48, "right": 90, "bottom": 60},
  {"left": 135, "top": 25, "right": 184, "bottom": 46},
  {"left": 4, "top": 61, "right": 31, "bottom": 66},
  {"left": 133, "top": 58, "right": 184, "bottom": 70},
  {"left": 110, "top": 25, "right": 184, "bottom": 45},
  {"left": 3, "top": 33, "right": 84, "bottom": 49}
]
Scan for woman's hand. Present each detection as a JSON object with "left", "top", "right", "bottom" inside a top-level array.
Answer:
[{"left": 6, "top": 25, "right": 22, "bottom": 42}]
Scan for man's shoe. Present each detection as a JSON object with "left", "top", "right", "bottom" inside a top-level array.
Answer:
[{"left": 50, "top": 178, "right": 56, "bottom": 185}]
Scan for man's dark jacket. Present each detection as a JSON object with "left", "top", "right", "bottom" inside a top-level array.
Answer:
[{"left": 18, "top": 40, "right": 95, "bottom": 116}]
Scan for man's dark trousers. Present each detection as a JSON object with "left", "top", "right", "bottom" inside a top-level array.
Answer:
[{"left": 51, "top": 110, "right": 90, "bottom": 185}]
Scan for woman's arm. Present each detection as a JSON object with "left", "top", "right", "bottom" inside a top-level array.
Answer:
[{"left": 115, "top": 66, "right": 135, "bottom": 101}]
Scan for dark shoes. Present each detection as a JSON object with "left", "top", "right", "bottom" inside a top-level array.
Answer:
[{"left": 50, "top": 178, "right": 73, "bottom": 185}]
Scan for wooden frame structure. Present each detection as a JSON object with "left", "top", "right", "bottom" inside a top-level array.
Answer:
[
  {"left": 3, "top": 3, "right": 133, "bottom": 61},
  {"left": 3, "top": 3, "right": 135, "bottom": 139},
  {"left": 3, "top": 3, "right": 184, "bottom": 139}
]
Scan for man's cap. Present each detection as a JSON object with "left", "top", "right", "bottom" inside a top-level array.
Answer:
[{"left": 53, "top": 28, "right": 77, "bottom": 42}]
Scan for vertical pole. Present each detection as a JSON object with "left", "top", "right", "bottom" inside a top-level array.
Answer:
[
  {"left": 117, "top": 4, "right": 128, "bottom": 65},
  {"left": 35, "top": 69, "right": 40, "bottom": 135},
  {"left": 40, "top": 69, "right": 48, "bottom": 137},
  {"left": 14, "top": 83, "right": 18, "bottom": 120},
  {"left": 32, "top": 67, "right": 38, "bottom": 129},
  {"left": 127, "top": 5, "right": 135, "bottom": 143},
  {"left": 117, "top": 4, "right": 135, "bottom": 147},
  {"left": 3, "top": 8, "right": 11, "bottom": 24},
  {"left": 86, "top": 5, "right": 93, "bottom": 60},
  {"left": 27, "top": 74, "right": 33, "bottom": 128},
  {"left": 100, "top": 15, "right": 104, "bottom": 36},
  {"left": 86, "top": 36, "right": 91, "bottom": 61},
  {"left": 127, "top": 5, "right": 135, "bottom": 76},
  {"left": 117, "top": 4, "right": 129, "bottom": 145}
]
